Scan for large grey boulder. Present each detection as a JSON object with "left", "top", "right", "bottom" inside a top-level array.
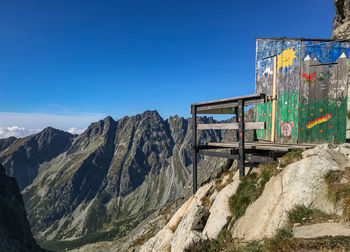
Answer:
[
  {"left": 231, "top": 144, "right": 348, "bottom": 241},
  {"left": 203, "top": 171, "right": 240, "bottom": 239},
  {"left": 140, "top": 181, "right": 215, "bottom": 252}
]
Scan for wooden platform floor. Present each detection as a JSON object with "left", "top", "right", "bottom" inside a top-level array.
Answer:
[{"left": 202, "top": 141, "right": 319, "bottom": 152}]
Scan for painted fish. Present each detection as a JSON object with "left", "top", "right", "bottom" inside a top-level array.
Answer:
[{"left": 306, "top": 113, "right": 331, "bottom": 129}]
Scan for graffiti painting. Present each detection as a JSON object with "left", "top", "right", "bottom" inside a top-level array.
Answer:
[
  {"left": 306, "top": 113, "right": 332, "bottom": 129},
  {"left": 280, "top": 121, "right": 294, "bottom": 136}
]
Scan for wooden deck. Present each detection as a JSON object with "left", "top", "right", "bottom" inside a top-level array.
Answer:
[
  {"left": 201, "top": 141, "right": 318, "bottom": 152},
  {"left": 190, "top": 93, "right": 322, "bottom": 194}
]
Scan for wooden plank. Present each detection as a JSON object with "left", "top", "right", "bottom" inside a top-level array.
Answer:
[
  {"left": 299, "top": 45, "right": 310, "bottom": 143},
  {"left": 205, "top": 141, "right": 317, "bottom": 148},
  {"left": 203, "top": 142, "right": 317, "bottom": 151},
  {"left": 198, "top": 150, "right": 239, "bottom": 160},
  {"left": 246, "top": 155, "right": 275, "bottom": 163},
  {"left": 195, "top": 98, "right": 265, "bottom": 114},
  {"left": 238, "top": 99, "right": 245, "bottom": 177},
  {"left": 191, "top": 105, "right": 198, "bottom": 194},
  {"left": 197, "top": 108, "right": 235, "bottom": 115},
  {"left": 191, "top": 93, "right": 265, "bottom": 106},
  {"left": 197, "top": 122, "right": 265, "bottom": 130},
  {"left": 271, "top": 56, "right": 277, "bottom": 142},
  {"left": 198, "top": 150, "right": 275, "bottom": 163},
  {"left": 336, "top": 54, "right": 348, "bottom": 143}
]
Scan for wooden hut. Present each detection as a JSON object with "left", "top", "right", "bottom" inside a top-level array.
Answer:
[
  {"left": 190, "top": 38, "right": 350, "bottom": 193},
  {"left": 255, "top": 38, "right": 350, "bottom": 144}
]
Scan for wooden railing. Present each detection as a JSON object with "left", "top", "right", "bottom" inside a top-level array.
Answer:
[{"left": 190, "top": 93, "right": 268, "bottom": 193}]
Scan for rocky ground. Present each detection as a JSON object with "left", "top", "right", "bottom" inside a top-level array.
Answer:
[{"left": 140, "top": 144, "right": 350, "bottom": 252}]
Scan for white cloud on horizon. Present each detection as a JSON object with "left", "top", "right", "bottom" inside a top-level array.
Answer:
[
  {"left": 67, "top": 127, "right": 86, "bottom": 135},
  {"left": 0, "top": 126, "right": 41, "bottom": 139},
  {"left": 0, "top": 112, "right": 106, "bottom": 139}
]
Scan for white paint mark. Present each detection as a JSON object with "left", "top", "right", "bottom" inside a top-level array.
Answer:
[
  {"left": 304, "top": 55, "right": 311, "bottom": 61},
  {"left": 340, "top": 52, "right": 347, "bottom": 59}
]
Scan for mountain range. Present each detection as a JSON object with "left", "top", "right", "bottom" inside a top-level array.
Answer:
[{"left": 0, "top": 110, "right": 250, "bottom": 250}]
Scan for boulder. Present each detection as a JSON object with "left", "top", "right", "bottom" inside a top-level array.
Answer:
[
  {"left": 140, "top": 182, "right": 215, "bottom": 252},
  {"left": 203, "top": 171, "right": 240, "bottom": 239},
  {"left": 293, "top": 222, "right": 350, "bottom": 238},
  {"left": 231, "top": 144, "right": 348, "bottom": 241}
]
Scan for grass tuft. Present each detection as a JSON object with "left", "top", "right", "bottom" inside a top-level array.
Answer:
[
  {"left": 287, "top": 205, "right": 336, "bottom": 225},
  {"left": 278, "top": 149, "right": 303, "bottom": 168},
  {"left": 325, "top": 167, "right": 350, "bottom": 219},
  {"left": 264, "top": 226, "right": 294, "bottom": 252}
]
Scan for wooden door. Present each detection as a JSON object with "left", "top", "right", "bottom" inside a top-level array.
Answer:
[{"left": 299, "top": 61, "right": 347, "bottom": 143}]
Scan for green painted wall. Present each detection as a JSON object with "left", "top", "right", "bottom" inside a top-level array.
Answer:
[{"left": 298, "top": 97, "right": 347, "bottom": 143}]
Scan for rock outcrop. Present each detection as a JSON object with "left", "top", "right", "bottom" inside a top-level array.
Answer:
[
  {"left": 141, "top": 144, "right": 350, "bottom": 251},
  {"left": 332, "top": 0, "right": 350, "bottom": 39},
  {"left": 231, "top": 144, "right": 347, "bottom": 241},
  {"left": 293, "top": 222, "right": 350, "bottom": 239},
  {"left": 0, "top": 164, "right": 43, "bottom": 251},
  {"left": 140, "top": 171, "right": 241, "bottom": 252}
]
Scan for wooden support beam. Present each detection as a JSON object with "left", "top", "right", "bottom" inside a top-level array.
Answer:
[
  {"left": 198, "top": 150, "right": 275, "bottom": 163},
  {"left": 245, "top": 154, "right": 274, "bottom": 163},
  {"left": 238, "top": 99, "right": 245, "bottom": 177},
  {"left": 195, "top": 98, "right": 265, "bottom": 114},
  {"left": 270, "top": 56, "right": 277, "bottom": 142},
  {"left": 191, "top": 93, "right": 266, "bottom": 115},
  {"left": 197, "top": 122, "right": 265, "bottom": 130},
  {"left": 198, "top": 150, "right": 238, "bottom": 159},
  {"left": 191, "top": 105, "right": 198, "bottom": 194}
]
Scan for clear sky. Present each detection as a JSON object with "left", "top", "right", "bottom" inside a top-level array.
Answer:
[{"left": 0, "top": 0, "right": 334, "bottom": 138}]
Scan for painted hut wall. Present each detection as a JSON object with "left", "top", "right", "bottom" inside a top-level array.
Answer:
[
  {"left": 255, "top": 40, "right": 301, "bottom": 143},
  {"left": 299, "top": 40, "right": 350, "bottom": 143},
  {"left": 255, "top": 39, "right": 350, "bottom": 144}
]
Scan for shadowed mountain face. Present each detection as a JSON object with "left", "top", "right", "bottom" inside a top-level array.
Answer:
[
  {"left": 0, "top": 136, "right": 17, "bottom": 152},
  {"left": 0, "top": 127, "right": 75, "bottom": 190},
  {"left": 0, "top": 164, "right": 43, "bottom": 251}
]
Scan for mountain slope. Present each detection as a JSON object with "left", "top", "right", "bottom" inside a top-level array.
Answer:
[
  {"left": 0, "top": 164, "right": 43, "bottom": 251},
  {"left": 0, "top": 127, "right": 75, "bottom": 189},
  {"left": 19, "top": 110, "right": 239, "bottom": 250}
]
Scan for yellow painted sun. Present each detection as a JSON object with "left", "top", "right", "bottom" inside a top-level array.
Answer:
[{"left": 277, "top": 48, "right": 298, "bottom": 70}]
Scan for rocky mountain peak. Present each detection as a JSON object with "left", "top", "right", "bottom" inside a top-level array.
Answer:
[{"left": 0, "top": 127, "right": 75, "bottom": 189}]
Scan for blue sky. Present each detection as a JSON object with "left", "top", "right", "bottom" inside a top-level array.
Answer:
[{"left": 0, "top": 0, "right": 334, "bottom": 137}]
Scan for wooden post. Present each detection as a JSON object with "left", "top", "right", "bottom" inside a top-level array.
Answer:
[
  {"left": 270, "top": 56, "right": 277, "bottom": 142},
  {"left": 238, "top": 99, "right": 245, "bottom": 177},
  {"left": 234, "top": 107, "right": 239, "bottom": 141},
  {"left": 191, "top": 105, "right": 198, "bottom": 194}
]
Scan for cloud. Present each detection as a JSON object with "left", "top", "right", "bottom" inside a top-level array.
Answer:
[
  {"left": 0, "top": 126, "right": 41, "bottom": 139},
  {"left": 67, "top": 127, "right": 85, "bottom": 135},
  {"left": 0, "top": 112, "right": 106, "bottom": 139}
]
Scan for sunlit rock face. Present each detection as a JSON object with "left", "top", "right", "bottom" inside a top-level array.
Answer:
[{"left": 332, "top": 0, "right": 350, "bottom": 39}]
